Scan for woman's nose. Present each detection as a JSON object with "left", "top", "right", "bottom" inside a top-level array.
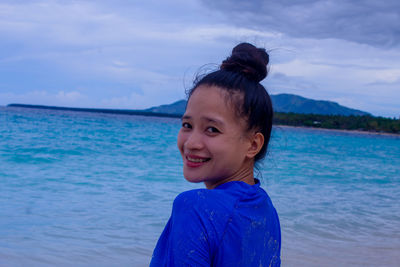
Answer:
[{"left": 185, "top": 131, "right": 203, "bottom": 150}]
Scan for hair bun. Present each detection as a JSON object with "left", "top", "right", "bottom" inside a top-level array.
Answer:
[{"left": 220, "top": 43, "right": 269, "bottom": 82}]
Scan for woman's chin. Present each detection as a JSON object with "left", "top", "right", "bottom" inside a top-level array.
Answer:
[
  {"left": 182, "top": 170, "right": 208, "bottom": 184},
  {"left": 183, "top": 175, "right": 204, "bottom": 184}
]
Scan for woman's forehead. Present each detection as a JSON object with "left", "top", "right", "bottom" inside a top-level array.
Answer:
[
  {"left": 187, "top": 87, "right": 234, "bottom": 115},
  {"left": 185, "top": 86, "right": 247, "bottom": 129}
]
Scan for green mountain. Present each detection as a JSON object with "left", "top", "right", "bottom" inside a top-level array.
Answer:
[
  {"left": 144, "top": 94, "right": 370, "bottom": 116},
  {"left": 271, "top": 94, "right": 369, "bottom": 116},
  {"left": 144, "top": 100, "right": 187, "bottom": 115}
]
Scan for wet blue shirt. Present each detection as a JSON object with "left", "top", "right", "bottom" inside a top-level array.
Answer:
[{"left": 150, "top": 179, "right": 281, "bottom": 266}]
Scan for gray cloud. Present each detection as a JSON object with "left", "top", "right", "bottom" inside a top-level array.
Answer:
[
  {"left": 1, "top": 0, "right": 399, "bottom": 116},
  {"left": 200, "top": 0, "right": 400, "bottom": 47}
]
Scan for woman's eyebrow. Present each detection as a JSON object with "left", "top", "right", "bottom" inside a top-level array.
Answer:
[
  {"left": 181, "top": 115, "right": 191, "bottom": 120},
  {"left": 204, "top": 117, "right": 224, "bottom": 126},
  {"left": 181, "top": 115, "right": 224, "bottom": 126}
]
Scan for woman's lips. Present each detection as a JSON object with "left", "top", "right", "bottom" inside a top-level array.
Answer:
[{"left": 185, "top": 155, "right": 210, "bottom": 167}]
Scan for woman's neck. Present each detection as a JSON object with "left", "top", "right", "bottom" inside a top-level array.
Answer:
[{"left": 204, "top": 162, "right": 255, "bottom": 189}]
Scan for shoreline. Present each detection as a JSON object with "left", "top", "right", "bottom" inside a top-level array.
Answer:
[{"left": 274, "top": 124, "right": 400, "bottom": 137}]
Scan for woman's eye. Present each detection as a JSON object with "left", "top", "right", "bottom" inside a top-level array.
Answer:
[
  {"left": 182, "top": 122, "right": 192, "bottom": 129},
  {"left": 206, "top": 127, "right": 220, "bottom": 133}
]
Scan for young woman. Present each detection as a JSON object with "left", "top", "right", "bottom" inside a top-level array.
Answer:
[{"left": 150, "top": 43, "right": 281, "bottom": 266}]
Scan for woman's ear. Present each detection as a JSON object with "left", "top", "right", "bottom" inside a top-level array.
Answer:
[{"left": 246, "top": 132, "right": 264, "bottom": 159}]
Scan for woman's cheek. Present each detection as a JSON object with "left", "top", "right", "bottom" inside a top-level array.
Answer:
[{"left": 177, "top": 130, "right": 185, "bottom": 153}]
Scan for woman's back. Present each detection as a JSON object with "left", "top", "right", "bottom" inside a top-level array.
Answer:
[{"left": 150, "top": 179, "right": 281, "bottom": 266}]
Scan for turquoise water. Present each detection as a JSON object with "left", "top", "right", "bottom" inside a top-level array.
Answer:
[{"left": 1, "top": 107, "right": 399, "bottom": 267}]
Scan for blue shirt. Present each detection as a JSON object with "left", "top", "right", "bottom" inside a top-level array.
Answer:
[{"left": 150, "top": 179, "right": 281, "bottom": 266}]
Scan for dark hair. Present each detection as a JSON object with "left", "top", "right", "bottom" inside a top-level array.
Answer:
[{"left": 188, "top": 43, "right": 273, "bottom": 163}]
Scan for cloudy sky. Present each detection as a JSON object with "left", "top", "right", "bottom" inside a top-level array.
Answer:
[{"left": 1, "top": 0, "right": 399, "bottom": 117}]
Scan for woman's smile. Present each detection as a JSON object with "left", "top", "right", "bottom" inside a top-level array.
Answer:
[{"left": 185, "top": 154, "right": 211, "bottom": 167}]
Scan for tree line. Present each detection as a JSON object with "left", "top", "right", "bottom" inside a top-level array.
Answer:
[{"left": 273, "top": 113, "right": 400, "bottom": 134}]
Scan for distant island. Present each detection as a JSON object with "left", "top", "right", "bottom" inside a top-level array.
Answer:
[
  {"left": 7, "top": 103, "right": 182, "bottom": 118},
  {"left": 7, "top": 93, "right": 399, "bottom": 134},
  {"left": 144, "top": 94, "right": 370, "bottom": 117}
]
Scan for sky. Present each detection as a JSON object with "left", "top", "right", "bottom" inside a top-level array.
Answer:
[{"left": 0, "top": 0, "right": 399, "bottom": 117}]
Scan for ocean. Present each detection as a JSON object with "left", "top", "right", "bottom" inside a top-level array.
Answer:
[{"left": 1, "top": 106, "right": 399, "bottom": 266}]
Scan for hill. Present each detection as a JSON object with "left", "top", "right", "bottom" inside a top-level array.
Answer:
[
  {"left": 144, "top": 94, "right": 370, "bottom": 116},
  {"left": 271, "top": 94, "right": 369, "bottom": 116},
  {"left": 144, "top": 100, "right": 186, "bottom": 115}
]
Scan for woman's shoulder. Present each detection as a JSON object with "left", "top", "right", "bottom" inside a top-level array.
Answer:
[
  {"left": 172, "top": 181, "right": 269, "bottom": 212},
  {"left": 173, "top": 188, "right": 236, "bottom": 213},
  {"left": 169, "top": 189, "right": 235, "bottom": 242}
]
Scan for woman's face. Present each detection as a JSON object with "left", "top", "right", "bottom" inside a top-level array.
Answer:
[{"left": 177, "top": 85, "right": 254, "bottom": 189}]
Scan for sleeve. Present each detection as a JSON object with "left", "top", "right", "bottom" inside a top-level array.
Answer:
[{"left": 150, "top": 190, "right": 217, "bottom": 267}]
